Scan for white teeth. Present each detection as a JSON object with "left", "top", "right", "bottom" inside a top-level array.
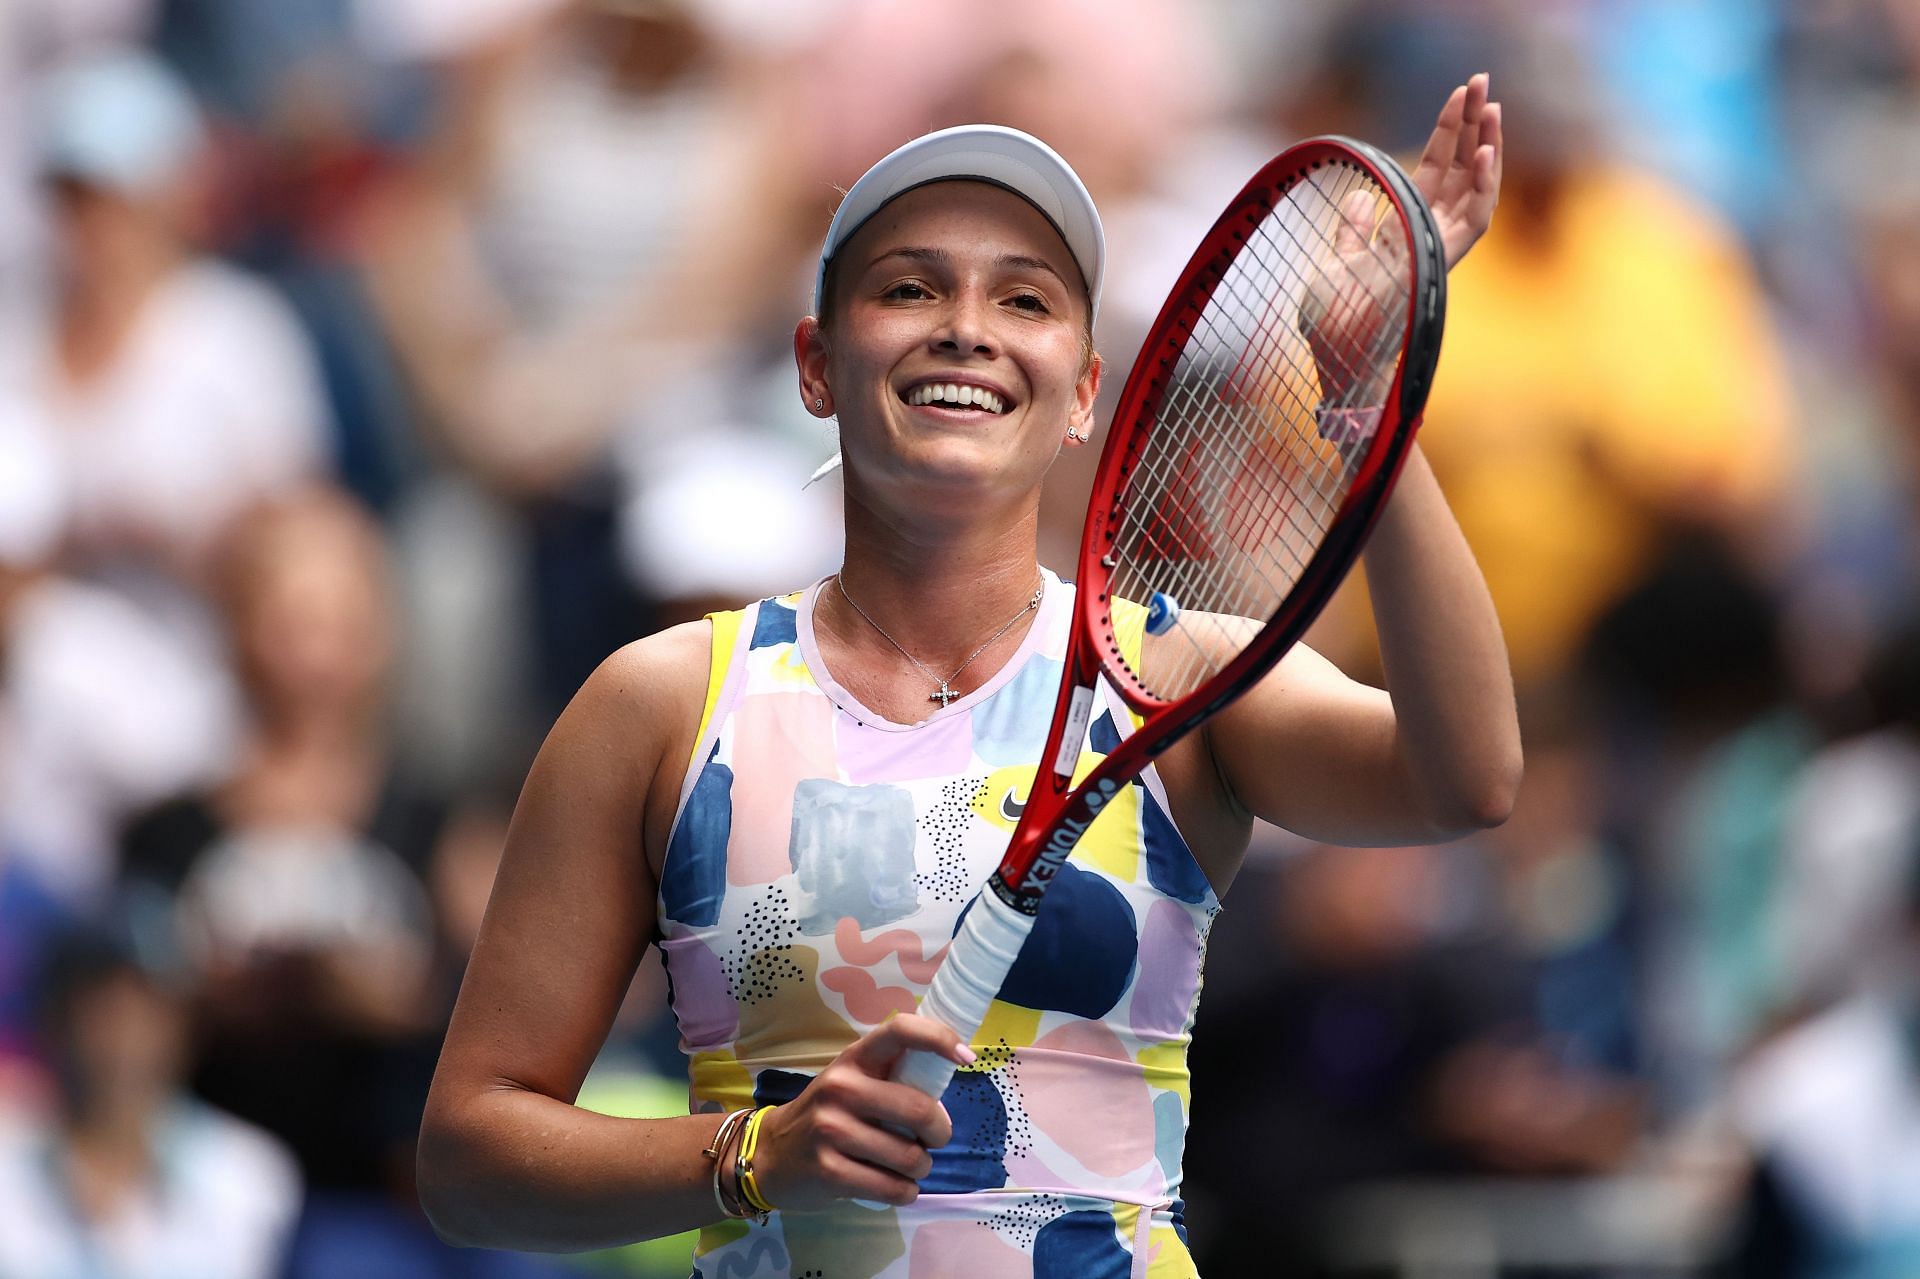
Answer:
[{"left": 905, "top": 383, "right": 1007, "bottom": 413}]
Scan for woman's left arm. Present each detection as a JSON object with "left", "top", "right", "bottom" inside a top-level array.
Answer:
[{"left": 1201, "top": 75, "right": 1520, "bottom": 846}]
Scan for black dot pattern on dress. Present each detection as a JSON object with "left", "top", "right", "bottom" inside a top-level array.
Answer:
[
  {"left": 724, "top": 886, "right": 805, "bottom": 1006},
  {"left": 983, "top": 1192, "right": 1066, "bottom": 1249},
  {"left": 972, "top": 1037, "right": 1034, "bottom": 1159},
  {"left": 914, "top": 774, "right": 984, "bottom": 902}
]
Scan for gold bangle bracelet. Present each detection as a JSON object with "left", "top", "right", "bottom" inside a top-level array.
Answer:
[{"left": 703, "top": 1109, "right": 754, "bottom": 1220}]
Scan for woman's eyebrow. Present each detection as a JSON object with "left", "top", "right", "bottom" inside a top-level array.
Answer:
[{"left": 867, "top": 246, "right": 1069, "bottom": 291}]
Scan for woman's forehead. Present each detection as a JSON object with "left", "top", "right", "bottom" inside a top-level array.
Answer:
[{"left": 842, "top": 180, "right": 1085, "bottom": 291}]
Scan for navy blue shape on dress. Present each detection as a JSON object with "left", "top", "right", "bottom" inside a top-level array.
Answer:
[
  {"left": 752, "top": 1069, "right": 813, "bottom": 1108},
  {"left": 1142, "top": 785, "right": 1210, "bottom": 904},
  {"left": 920, "top": 1072, "right": 1009, "bottom": 1194},
  {"left": 959, "top": 862, "right": 1136, "bottom": 1019},
  {"left": 659, "top": 745, "right": 732, "bottom": 927},
  {"left": 1034, "top": 1208, "right": 1134, "bottom": 1278},
  {"left": 750, "top": 599, "right": 798, "bottom": 649}
]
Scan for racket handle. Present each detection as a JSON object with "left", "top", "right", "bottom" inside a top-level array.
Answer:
[{"left": 893, "top": 889, "right": 1037, "bottom": 1099}]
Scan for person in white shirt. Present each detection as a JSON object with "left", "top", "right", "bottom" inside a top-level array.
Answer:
[{"left": 0, "top": 930, "right": 301, "bottom": 1279}]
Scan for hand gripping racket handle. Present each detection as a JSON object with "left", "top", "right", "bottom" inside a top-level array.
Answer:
[{"left": 893, "top": 888, "right": 1037, "bottom": 1098}]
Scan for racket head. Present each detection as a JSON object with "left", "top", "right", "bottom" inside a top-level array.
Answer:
[{"left": 1078, "top": 136, "right": 1446, "bottom": 723}]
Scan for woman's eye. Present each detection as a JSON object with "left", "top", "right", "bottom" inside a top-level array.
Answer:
[
  {"left": 1009, "top": 293, "right": 1050, "bottom": 313},
  {"left": 884, "top": 282, "right": 930, "bottom": 300}
]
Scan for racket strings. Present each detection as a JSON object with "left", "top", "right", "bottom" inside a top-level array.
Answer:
[{"left": 1108, "top": 162, "right": 1413, "bottom": 701}]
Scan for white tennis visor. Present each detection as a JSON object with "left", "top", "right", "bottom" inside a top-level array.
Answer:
[{"left": 812, "top": 124, "right": 1107, "bottom": 324}]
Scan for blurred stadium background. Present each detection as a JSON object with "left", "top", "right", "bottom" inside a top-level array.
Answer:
[{"left": 2, "top": 0, "right": 1918, "bottom": 1275}]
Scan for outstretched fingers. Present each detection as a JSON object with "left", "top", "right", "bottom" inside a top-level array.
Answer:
[
  {"left": 1476, "top": 100, "right": 1504, "bottom": 195},
  {"left": 1415, "top": 84, "right": 1467, "bottom": 186},
  {"left": 1453, "top": 73, "right": 1489, "bottom": 171},
  {"left": 1414, "top": 73, "right": 1504, "bottom": 269}
]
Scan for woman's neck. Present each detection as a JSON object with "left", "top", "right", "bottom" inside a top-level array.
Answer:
[
  {"left": 833, "top": 493, "right": 1044, "bottom": 663},
  {"left": 815, "top": 493, "right": 1049, "bottom": 724}
]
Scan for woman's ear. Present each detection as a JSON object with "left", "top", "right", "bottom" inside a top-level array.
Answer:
[
  {"left": 1067, "top": 350, "right": 1103, "bottom": 440},
  {"left": 795, "top": 316, "right": 834, "bottom": 416}
]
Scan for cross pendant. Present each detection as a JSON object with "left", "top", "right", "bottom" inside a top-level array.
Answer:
[{"left": 929, "top": 683, "right": 960, "bottom": 707}]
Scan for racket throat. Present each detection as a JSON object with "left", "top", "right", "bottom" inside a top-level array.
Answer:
[
  {"left": 993, "top": 773, "right": 1123, "bottom": 913},
  {"left": 1052, "top": 684, "right": 1098, "bottom": 777}
]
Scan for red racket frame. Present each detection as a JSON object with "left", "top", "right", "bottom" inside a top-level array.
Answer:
[{"left": 987, "top": 136, "right": 1447, "bottom": 911}]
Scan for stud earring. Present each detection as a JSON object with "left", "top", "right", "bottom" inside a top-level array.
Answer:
[
  {"left": 815, "top": 398, "right": 825, "bottom": 412},
  {"left": 1067, "top": 427, "right": 1083, "bottom": 442}
]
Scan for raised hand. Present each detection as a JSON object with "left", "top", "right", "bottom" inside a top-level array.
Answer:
[{"left": 1412, "top": 72, "right": 1503, "bottom": 270}]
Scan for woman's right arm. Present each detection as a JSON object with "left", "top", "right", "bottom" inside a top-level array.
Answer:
[
  {"left": 417, "top": 624, "right": 969, "bottom": 1252},
  {"left": 417, "top": 626, "right": 716, "bottom": 1250}
]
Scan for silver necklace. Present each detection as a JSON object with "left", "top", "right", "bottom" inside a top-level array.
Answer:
[{"left": 835, "top": 574, "right": 1043, "bottom": 707}]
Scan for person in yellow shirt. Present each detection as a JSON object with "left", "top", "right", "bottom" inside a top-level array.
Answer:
[{"left": 1413, "top": 100, "right": 1793, "bottom": 688}]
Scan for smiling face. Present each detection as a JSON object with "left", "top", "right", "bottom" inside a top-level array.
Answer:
[{"left": 797, "top": 180, "right": 1100, "bottom": 513}]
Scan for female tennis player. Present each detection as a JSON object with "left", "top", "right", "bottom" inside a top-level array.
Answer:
[{"left": 420, "top": 76, "right": 1516, "bottom": 1278}]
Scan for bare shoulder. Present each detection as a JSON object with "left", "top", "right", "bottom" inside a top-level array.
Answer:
[
  {"left": 585, "top": 619, "right": 714, "bottom": 722},
  {"left": 573, "top": 620, "right": 716, "bottom": 870}
]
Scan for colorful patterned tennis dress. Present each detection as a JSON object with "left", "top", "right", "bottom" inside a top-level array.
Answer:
[{"left": 656, "top": 572, "right": 1218, "bottom": 1278}]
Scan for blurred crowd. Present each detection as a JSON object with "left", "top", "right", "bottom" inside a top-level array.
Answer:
[{"left": 0, "top": 0, "right": 1916, "bottom": 1275}]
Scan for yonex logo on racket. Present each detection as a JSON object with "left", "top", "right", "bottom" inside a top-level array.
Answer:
[{"left": 1020, "top": 777, "right": 1120, "bottom": 895}]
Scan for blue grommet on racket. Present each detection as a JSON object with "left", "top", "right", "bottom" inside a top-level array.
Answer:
[{"left": 1145, "top": 591, "right": 1181, "bottom": 635}]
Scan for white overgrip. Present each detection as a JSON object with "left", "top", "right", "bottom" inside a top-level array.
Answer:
[{"left": 892, "top": 887, "right": 1037, "bottom": 1098}]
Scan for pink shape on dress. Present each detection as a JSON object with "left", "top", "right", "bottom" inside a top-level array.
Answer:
[
  {"left": 1021, "top": 1021, "right": 1156, "bottom": 1179},
  {"left": 834, "top": 916, "right": 949, "bottom": 985},
  {"left": 819, "top": 964, "right": 919, "bottom": 1024},
  {"left": 726, "top": 691, "right": 840, "bottom": 885},
  {"left": 838, "top": 712, "right": 974, "bottom": 784},
  {"left": 908, "top": 1217, "right": 1032, "bottom": 1279}
]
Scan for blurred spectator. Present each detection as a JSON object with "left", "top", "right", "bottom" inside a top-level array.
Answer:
[
  {"left": 1309, "top": 9, "right": 1797, "bottom": 691},
  {"left": 1481, "top": 686, "right": 1643, "bottom": 1079},
  {"left": 1585, "top": 536, "right": 1817, "bottom": 1120},
  {"left": 1717, "top": 620, "right": 1920, "bottom": 1279},
  {"left": 1186, "top": 838, "right": 1641, "bottom": 1274},
  {"left": 109, "top": 486, "right": 580, "bottom": 1275},
  {"left": 0, "top": 383, "right": 233, "bottom": 914},
  {"left": 1765, "top": 1, "right": 1920, "bottom": 709},
  {"left": 16, "top": 48, "right": 332, "bottom": 599},
  {"left": 150, "top": 0, "right": 437, "bottom": 512},
  {"left": 118, "top": 487, "right": 440, "bottom": 1198},
  {"left": 1771, "top": 625, "right": 1920, "bottom": 1017},
  {"left": 0, "top": 928, "right": 301, "bottom": 1279},
  {"left": 0, "top": 49, "right": 335, "bottom": 862},
  {"left": 0, "top": 0, "right": 159, "bottom": 304},
  {"left": 366, "top": 0, "right": 775, "bottom": 496},
  {"left": 1730, "top": 852, "right": 1920, "bottom": 1277},
  {"left": 366, "top": 0, "right": 799, "bottom": 777}
]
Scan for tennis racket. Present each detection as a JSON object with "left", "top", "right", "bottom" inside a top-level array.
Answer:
[{"left": 893, "top": 135, "right": 1448, "bottom": 1100}]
